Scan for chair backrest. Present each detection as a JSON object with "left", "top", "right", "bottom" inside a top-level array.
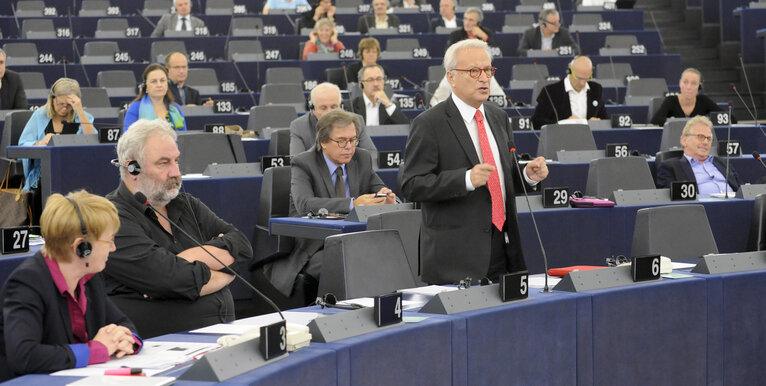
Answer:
[
  {"left": 596, "top": 62, "right": 633, "bottom": 80},
  {"left": 604, "top": 34, "right": 639, "bottom": 49},
  {"left": 631, "top": 204, "right": 719, "bottom": 259},
  {"left": 80, "top": 87, "right": 112, "bottom": 108},
  {"left": 247, "top": 105, "right": 297, "bottom": 136},
  {"left": 22, "top": 19, "right": 55, "bottom": 39},
  {"left": 206, "top": 0, "right": 234, "bottom": 14},
  {"left": 257, "top": 166, "right": 292, "bottom": 227},
  {"left": 367, "top": 209, "right": 424, "bottom": 286},
  {"left": 97, "top": 70, "right": 137, "bottom": 97},
  {"left": 427, "top": 65, "right": 445, "bottom": 82},
  {"left": 265, "top": 67, "right": 304, "bottom": 85},
  {"left": 424, "top": 80, "right": 439, "bottom": 106},
  {"left": 505, "top": 13, "right": 535, "bottom": 26},
  {"left": 647, "top": 96, "right": 665, "bottom": 123},
  {"left": 1, "top": 111, "right": 35, "bottom": 154},
  {"left": 572, "top": 13, "right": 603, "bottom": 25},
  {"left": 536, "top": 124, "right": 597, "bottom": 159},
  {"left": 15, "top": 0, "right": 45, "bottom": 17},
  {"left": 95, "top": 17, "right": 129, "bottom": 34},
  {"left": 259, "top": 83, "right": 307, "bottom": 112},
  {"left": 626, "top": 78, "right": 668, "bottom": 97},
  {"left": 307, "top": 52, "right": 339, "bottom": 60},
  {"left": 585, "top": 156, "right": 656, "bottom": 198},
  {"left": 227, "top": 40, "right": 263, "bottom": 61},
  {"left": 143, "top": 0, "right": 172, "bottom": 16},
  {"left": 317, "top": 229, "right": 418, "bottom": 300},
  {"left": 17, "top": 72, "right": 46, "bottom": 90},
  {"left": 151, "top": 41, "right": 187, "bottom": 63},
  {"left": 749, "top": 194, "right": 766, "bottom": 251},
  {"left": 512, "top": 63, "right": 549, "bottom": 81},
  {"left": 659, "top": 119, "right": 690, "bottom": 151},
  {"left": 186, "top": 68, "right": 219, "bottom": 94},
  {"left": 3, "top": 43, "right": 38, "bottom": 66},
  {"left": 231, "top": 16, "right": 264, "bottom": 36},
  {"left": 325, "top": 67, "right": 348, "bottom": 90},
  {"left": 268, "top": 129, "right": 291, "bottom": 156},
  {"left": 83, "top": 41, "right": 119, "bottom": 56},
  {"left": 79, "top": 0, "right": 110, "bottom": 16},
  {"left": 385, "top": 38, "right": 420, "bottom": 52}
]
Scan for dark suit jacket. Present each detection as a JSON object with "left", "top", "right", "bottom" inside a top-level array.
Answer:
[
  {"left": 656, "top": 156, "right": 742, "bottom": 192},
  {"left": 288, "top": 111, "right": 377, "bottom": 155},
  {"left": 351, "top": 96, "right": 410, "bottom": 125},
  {"left": 267, "top": 148, "right": 387, "bottom": 295},
  {"left": 0, "top": 70, "right": 29, "bottom": 110},
  {"left": 400, "top": 97, "right": 529, "bottom": 284},
  {"left": 169, "top": 81, "right": 203, "bottom": 105},
  {"left": 449, "top": 25, "right": 495, "bottom": 46},
  {"left": 429, "top": 16, "right": 461, "bottom": 32},
  {"left": 517, "top": 26, "right": 580, "bottom": 56},
  {"left": 531, "top": 79, "right": 608, "bottom": 130},
  {"left": 0, "top": 252, "right": 137, "bottom": 380},
  {"left": 357, "top": 14, "right": 400, "bottom": 34}
]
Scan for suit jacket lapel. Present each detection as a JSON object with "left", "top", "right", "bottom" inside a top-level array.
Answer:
[
  {"left": 347, "top": 156, "right": 361, "bottom": 197},
  {"left": 446, "top": 98, "right": 480, "bottom": 165},
  {"left": 378, "top": 104, "right": 388, "bottom": 124}
]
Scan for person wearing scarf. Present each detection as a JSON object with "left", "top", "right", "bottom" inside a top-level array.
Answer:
[{"left": 123, "top": 64, "right": 186, "bottom": 132}]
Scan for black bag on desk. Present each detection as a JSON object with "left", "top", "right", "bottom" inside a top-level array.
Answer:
[{"left": 0, "top": 165, "right": 31, "bottom": 227}]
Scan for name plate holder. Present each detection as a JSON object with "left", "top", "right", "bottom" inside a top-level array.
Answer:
[
  {"left": 735, "top": 183, "right": 766, "bottom": 199},
  {"left": 609, "top": 188, "right": 672, "bottom": 206},
  {"left": 418, "top": 283, "right": 528, "bottom": 315},
  {"left": 307, "top": 306, "right": 404, "bottom": 343},
  {"left": 347, "top": 203, "right": 414, "bottom": 222},
  {"left": 691, "top": 251, "right": 766, "bottom": 274},
  {"left": 202, "top": 163, "right": 263, "bottom": 177},
  {"left": 178, "top": 335, "right": 288, "bottom": 382},
  {"left": 553, "top": 265, "right": 659, "bottom": 292}
]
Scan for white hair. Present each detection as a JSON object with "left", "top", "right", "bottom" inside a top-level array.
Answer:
[
  {"left": 310, "top": 82, "right": 342, "bottom": 105},
  {"left": 117, "top": 119, "right": 177, "bottom": 179},
  {"left": 443, "top": 39, "right": 492, "bottom": 72}
]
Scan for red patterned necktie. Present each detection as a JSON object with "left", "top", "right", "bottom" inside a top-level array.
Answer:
[{"left": 474, "top": 109, "right": 505, "bottom": 231}]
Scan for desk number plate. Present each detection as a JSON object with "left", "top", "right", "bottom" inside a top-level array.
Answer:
[
  {"left": 670, "top": 181, "right": 697, "bottom": 201},
  {"left": 261, "top": 156, "right": 291, "bottom": 172},
  {"left": 378, "top": 151, "right": 402, "bottom": 169},
  {"left": 374, "top": 292, "right": 403, "bottom": 326},
  {"left": 606, "top": 143, "right": 629, "bottom": 158},
  {"left": 2, "top": 227, "right": 30, "bottom": 254},
  {"left": 98, "top": 127, "right": 122, "bottom": 143},
  {"left": 259, "top": 320, "right": 287, "bottom": 360},
  {"left": 543, "top": 187, "right": 569, "bottom": 208},
  {"left": 500, "top": 271, "right": 529, "bottom": 301},
  {"left": 632, "top": 255, "right": 661, "bottom": 282},
  {"left": 204, "top": 124, "right": 226, "bottom": 134}
]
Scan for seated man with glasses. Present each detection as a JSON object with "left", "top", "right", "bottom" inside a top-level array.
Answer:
[
  {"left": 351, "top": 64, "right": 409, "bottom": 125},
  {"left": 266, "top": 109, "right": 396, "bottom": 298},
  {"left": 530, "top": 55, "right": 608, "bottom": 129},
  {"left": 517, "top": 9, "right": 580, "bottom": 56},
  {"left": 656, "top": 115, "right": 742, "bottom": 197}
]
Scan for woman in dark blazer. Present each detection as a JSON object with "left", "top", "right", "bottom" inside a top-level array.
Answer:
[
  {"left": 0, "top": 191, "right": 141, "bottom": 381},
  {"left": 650, "top": 68, "right": 732, "bottom": 126}
]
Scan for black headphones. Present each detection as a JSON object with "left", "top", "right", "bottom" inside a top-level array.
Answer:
[
  {"left": 126, "top": 160, "right": 141, "bottom": 175},
  {"left": 315, "top": 293, "right": 364, "bottom": 310},
  {"left": 66, "top": 197, "right": 92, "bottom": 259}
]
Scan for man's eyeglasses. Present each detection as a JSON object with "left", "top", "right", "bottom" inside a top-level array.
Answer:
[
  {"left": 362, "top": 77, "right": 386, "bottom": 83},
  {"left": 686, "top": 133, "right": 713, "bottom": 142},
  {"left": 328, "top": 137, "right": 359, "bottom": 148},
  {"left": 452, "top": 67, "right": 497, "bottom": 79}
]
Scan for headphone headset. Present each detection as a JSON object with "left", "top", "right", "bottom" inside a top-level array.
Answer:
[
  {"left": 127, "top": 160, "right": 141, "bottom": 175},
  {"left": 66, "top": 197, "right": 92, "bottom": 259}
]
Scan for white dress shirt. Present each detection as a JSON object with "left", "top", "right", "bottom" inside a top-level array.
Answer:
[
  {"left": 362, "top": 93, "right": 397, "bottom": 126},
  {"left": 175, "top": 16, "right": 190, "bottom": 31},
  {"left": 564, "top": 75, "right": 590, "bottom": 120}
]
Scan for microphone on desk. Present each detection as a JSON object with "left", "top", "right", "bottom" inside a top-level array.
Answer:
[
  {"left": 132, "top": 191, "right": 285, "bottom": 320},
  {"left": 533, "top": 61, "right": 560, "bottom": 126},
  {"left": 507, "top": 97, "right": 540, "bottom": 141},
  {"left": 232, "top": 60, "right": 258, "bottom": 108},
  {"left": 732, "top": 84, "right": 766, "bottom": 139},
  {"left": 341, "top": 63, "right": 357, "bottom": 115},
  {"left": 508, "top": 141, "right": 551, "bottom": 293},
  {"left": 753, "top": 151, "right": 766, "bottom": 169},
  {"left": 402, "top": 76, "right": 433, "bottom": 109},
  {"left": 724, "top": 104, "right": 733, "bottom": 199}
]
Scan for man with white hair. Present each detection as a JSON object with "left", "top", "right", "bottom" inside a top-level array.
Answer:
[
  {"left": 289, "top": 82, "right": 377, "bottom": 155},
  {"left": 401, "top": 39, "right": 549, "bottom": 285},
  {"left": 104, "top": 119, "right": 252, "bottom": 338},
  {"left": 151, "top": 0, "right": 206, "bottom": 37}
]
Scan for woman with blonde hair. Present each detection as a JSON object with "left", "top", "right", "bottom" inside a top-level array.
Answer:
[
  {"left": 17, "top": 78, "right": 95, "bottom": 192},
  {"left": 302, "top": 18, "right": 346, "bottom": 60},
  {"left": 0, "top": 191, "right": 141, "bottom": 380}
]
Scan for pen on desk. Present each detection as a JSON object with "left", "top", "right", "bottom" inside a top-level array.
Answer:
[{"left": 104, "top": 367, "right": 144, "bottom": 376}]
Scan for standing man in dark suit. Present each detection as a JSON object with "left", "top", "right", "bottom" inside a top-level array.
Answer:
[
  {"left": 530, "top": 55, "right": 608, "bottom": 129},
  {"left": 430, "top": 0, "right": 461, "bottom": 32},
  {"left": 267, "top": 110, "right": 396, "bottom": 296},
  {"left": 165, "top": 52, "right": 213, "bottom": 106},
  {"left": 449, "top": 7, "right": 494, "bottom": 46},
  {"left": 150, "top": 0, "right": 206, "bottom": 37},
  {"left": 0, "top": 49, "right": 28, "bottom": 110},
  {"left": 656, "top": 115, "right": 742, "bottom": 197},
  {"left": 517, "top": 9, "right": 580, "bottom": 56},
  {"left": 289, "top": 82, "right": 376, "bottom": 155},
  {"left": 352, "top": 64, "right": 410, "bottom": 126},
  {"left": 400, "top": 39, "right": 549, "bottom": 285}
]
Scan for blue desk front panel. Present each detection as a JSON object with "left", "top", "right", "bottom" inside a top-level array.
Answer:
[{"left": 589, "top": 277, "right": 708, "bottom": 385}]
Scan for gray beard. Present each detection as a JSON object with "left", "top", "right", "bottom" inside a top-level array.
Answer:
[{"left": 136, "top": 176, "right": 182, "bottom": 207}]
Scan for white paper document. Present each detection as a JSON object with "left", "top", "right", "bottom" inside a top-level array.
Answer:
[
  {"left": 398, "top": 285, "right": 457, "bottom": 296},
  {"left": 528, "top": 275, "right": 561, "bottom": 288},
  {"left": 190, "top": 311, "right": 320, "bottom": 335}
]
